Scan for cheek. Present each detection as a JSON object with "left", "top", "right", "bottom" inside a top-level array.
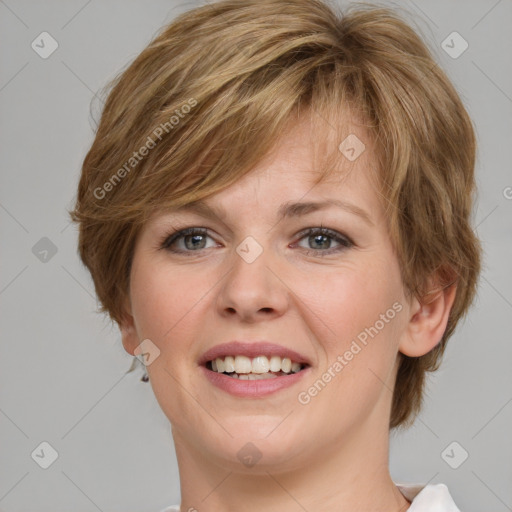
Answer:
[
  {"left": 290, "top": 270, "right": 405, "bottom": 444},
  {"left": 303, "top": 260, "right": 405, "bottom": 404},
  {"left": 129, "top": 257, "right": 200, "bottom": 341},
  {"left": 298, "top": 258, "right": 403, "bottom": 349}
]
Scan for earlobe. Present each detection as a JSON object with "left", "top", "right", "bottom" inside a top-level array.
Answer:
[{"left": 399, "top": 281, "right": 457, "bottom": 358}]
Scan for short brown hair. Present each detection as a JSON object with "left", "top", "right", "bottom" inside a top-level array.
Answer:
[{"left": 69, "top": 0, "right": 481, "bottom": 429}]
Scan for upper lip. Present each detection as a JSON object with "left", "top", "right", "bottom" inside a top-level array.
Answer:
[{"left": 198, "top": 341, "right": 312, "bottom": 367}]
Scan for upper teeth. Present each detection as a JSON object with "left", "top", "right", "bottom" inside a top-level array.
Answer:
[{"left": 210, "top": 355, "right": 303, "bottom": 374}]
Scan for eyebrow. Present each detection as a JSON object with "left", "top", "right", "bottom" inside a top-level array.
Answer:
[{"left": 172, "top": 198, "right": 373, "bottom": 226}]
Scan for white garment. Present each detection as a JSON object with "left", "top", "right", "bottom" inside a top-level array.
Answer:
[{"left": 159, "top": 482, "right": 460, "bottom": 512}]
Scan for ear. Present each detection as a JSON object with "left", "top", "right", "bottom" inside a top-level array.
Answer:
[
  {"left": 399, "top": 278, "right": 457, "bottom": 357},
  {"left": 119, "top": 297, "right": 140, "bottom": 357}
]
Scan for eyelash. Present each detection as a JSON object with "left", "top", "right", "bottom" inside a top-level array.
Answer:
[{"left": 158, "top": 225, "right": 354, "bottom": 257}]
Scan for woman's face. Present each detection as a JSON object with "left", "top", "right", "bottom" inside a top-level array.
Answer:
[{"left": 121, "top": 117, "right": 413, "bottom": 472}]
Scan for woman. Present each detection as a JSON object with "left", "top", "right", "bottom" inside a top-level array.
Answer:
[{"left": 69, "top": 0, "right": 481, "bottom": 510}]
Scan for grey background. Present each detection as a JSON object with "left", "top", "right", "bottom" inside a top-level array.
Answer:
[{"left": 0, "top": 0, "right": 511, "bottom": 511}]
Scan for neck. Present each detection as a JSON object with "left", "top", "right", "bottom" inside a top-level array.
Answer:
[{"left": 171, "top": 413, "right": 410, "bottom": 512}]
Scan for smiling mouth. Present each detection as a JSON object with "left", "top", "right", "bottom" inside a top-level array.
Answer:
[{"left": 205, "top": 355, "right": 309, "bottom": 380}]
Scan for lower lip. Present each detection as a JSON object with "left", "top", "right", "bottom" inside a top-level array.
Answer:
[{"left": 200, "top": 365, "right": 311, "bottom": 398}]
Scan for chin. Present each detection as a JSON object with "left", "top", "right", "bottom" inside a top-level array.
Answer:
[{"left": 212, "top": 438, "right": 306, "bottom": 474}]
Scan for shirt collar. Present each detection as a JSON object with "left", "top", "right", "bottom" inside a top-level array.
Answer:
[{"left": 394, "top": 482, "right": 461, "bottom": 511}]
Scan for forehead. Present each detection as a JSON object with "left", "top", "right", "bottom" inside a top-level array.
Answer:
[
  {"left": 242, "top": 109, "right": 379, "bottom": 192},
  {"left": 147, "top": 107, "right": 381, "bottom": 226},
  {"left": 261, "top": 105, "right": 377, "bottom": 177}
]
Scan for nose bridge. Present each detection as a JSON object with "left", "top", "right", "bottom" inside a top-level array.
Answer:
[
  {"left": 235, "top": 234, "right": 266, "bottom": 265},
  {"left": 216, "top": 232, "right": 288, "bottom": 320}
]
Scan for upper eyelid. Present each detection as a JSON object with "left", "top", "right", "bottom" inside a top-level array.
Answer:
[
  {"left": 164, "top": 225, "right": 347, "bottom": 239},
  {"left": 162, "top": 226, "right": 353, "bottom": 249}
]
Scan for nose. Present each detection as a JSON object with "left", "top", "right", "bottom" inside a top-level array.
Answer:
[{"left": 215, "top": 238, "right": 289, "bottom": 323}]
